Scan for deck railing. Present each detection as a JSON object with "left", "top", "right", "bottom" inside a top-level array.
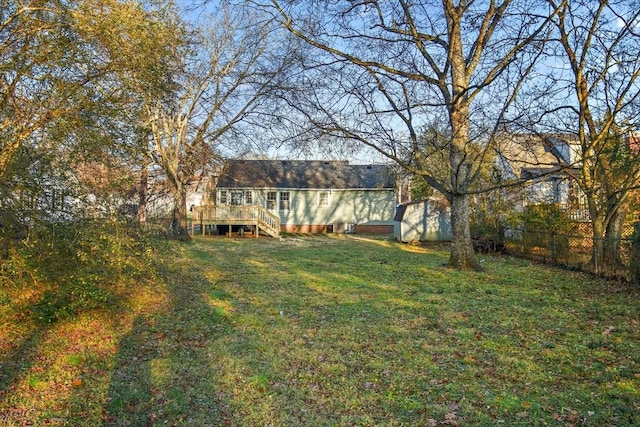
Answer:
[
  {"left": 557, "top": 203, "right": 591, "bottom": 222},
  {"left": 191, "top": 204, "right": 280, "bottom": 237}
]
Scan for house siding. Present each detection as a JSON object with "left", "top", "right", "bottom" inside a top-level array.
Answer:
[
  {"left": 210, "top": 159, "right": 397, "bottom": 235},
  {"left": 217, "top": 188, "right": 396, "bottom": 233},
  {"left": 279, "top": 189, "right": 395, "bottom": 226}
]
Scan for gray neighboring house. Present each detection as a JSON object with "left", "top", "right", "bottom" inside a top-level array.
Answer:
[
  {"left": 394, "top": 198, "right": 452, "bottom": 243},
  {"left": 495, "top": 135, "right": 584, "bottom": 207},
  {"left": 214, "top": 159, "right": 396, "bottom": 234}
]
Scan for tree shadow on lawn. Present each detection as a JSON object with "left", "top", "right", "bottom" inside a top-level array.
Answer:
[
  {"left": 102, "top": 262, "right": 233, "bottom": 426},
  {"left": 94, "top": 237, "right": 640, "bottom": 425},
  {"left": 0, "top": 327, "right": 43, "bottom": 404}
]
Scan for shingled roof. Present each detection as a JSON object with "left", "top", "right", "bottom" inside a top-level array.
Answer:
[{"left": 216, "top": 160, "right": 395, "bottom": 190}]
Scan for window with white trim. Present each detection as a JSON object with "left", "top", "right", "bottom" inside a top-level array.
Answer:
[
  {"left": 279, "top": 192, "right": 290, "bottom": 210},
  {"left": 266, "top": 191, "right": 277, "bottom": 210},
  {"left": 245, "top": 191, "right": 253, "bottom": 204},
  {"left": 230, "top": 191, "right": 243, "bottom": 205},
  {"left": 219, "top": 190, "right": 228, "bottom": 204},
  {"left": 319, "top": 191, "right": 329, "bottom": 207}
]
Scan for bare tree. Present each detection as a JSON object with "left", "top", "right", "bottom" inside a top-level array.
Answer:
[
  {"left": 145, "top": 3, "right": 293, "bottom": 240},
  {"left": 261, "top": 0, "right": 556, "bottom": 269},
  {"left": 542, "top": 0, "right": 640, "bottom": 273}
]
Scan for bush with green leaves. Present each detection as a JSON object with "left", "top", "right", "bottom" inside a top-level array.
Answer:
[
  {"left": 523, "top": 204, "right": 571, "bottom": 260},
  {"left": 470, "top": 192, "right": 522, "bottom": 254},
  {"left": 1, "top": 219, "right": 159, "bottom": 323}
]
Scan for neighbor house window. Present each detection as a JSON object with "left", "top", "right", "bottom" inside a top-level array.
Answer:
[
  {"left": 279, "top": 192, "right": 290, "bottom": 210},
  {"left": 319, "top": 191, "right": 329, "bottom": 207},
  {"left": 245, "top": 191, "right": 253, "bottom": 204},
  {"left": 219, "top": 190, "right": 228, "bottom": 204},
  {"left": 266, "top": 191, "right": 277, "bottom": 210},
  {"left": 47, "top": 189, "right": 67, "bottom": 212}
]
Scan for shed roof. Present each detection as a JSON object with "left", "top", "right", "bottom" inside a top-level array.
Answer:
[{"left": 216, "top": 160, "right": 395, "bottom": 190}]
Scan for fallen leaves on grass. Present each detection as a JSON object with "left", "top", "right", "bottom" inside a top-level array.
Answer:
[{"left": 602, "top": 325, "right": 616, "bottom": 336}]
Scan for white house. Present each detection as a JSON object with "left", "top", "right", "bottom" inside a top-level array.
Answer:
[{"left": 200, "top": 159, "right": 397, "bottom": 234}]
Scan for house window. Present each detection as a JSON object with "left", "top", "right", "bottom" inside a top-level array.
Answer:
[
  {"left": 266, "top": 191, "right": 277, "bottom": 210},
  {"left": 49, "top": 189, "right": 57, "bottom": 211},
  {"left": 47, "top": 189, "right": 67, "bottom": 212},
  {"left": 319, "top": 191, "right": 329, "bottom": 207},
  {"left": 219, "top": 190, "right": 228, "bottom": 204},
  {"left": 279, "top": 192, "right": 290, "bottom": 211},
  {"left": 230, "top": 191, "right": 243, "bottom": 205},
  {"left": 245, "top": 191, "right": 253, "bottom": 204}
]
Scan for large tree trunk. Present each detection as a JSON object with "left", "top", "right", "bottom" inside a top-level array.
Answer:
[
  {"left": 169, "top": 184, "right": 191, "bottom": 241},
  {"left": 445, "top": 9, "right": 480, "bottom": 271},
  {"left": 448, "top": 193, "right": 480, "bottom": 270},
  {"left": 590, "top": 218, "right": 605, "bottom": 275},
  {"left": 602, "top": 208, "right": 626, "bottom": 270}
]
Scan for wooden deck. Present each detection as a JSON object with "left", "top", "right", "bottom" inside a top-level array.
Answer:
[{"left": 189, "top": 205, "right": 280, "bottom": 238}]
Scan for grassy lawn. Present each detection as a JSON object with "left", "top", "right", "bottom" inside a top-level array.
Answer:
[{"left": 1, "top": 234, "right": 639, "bottom": 426}]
